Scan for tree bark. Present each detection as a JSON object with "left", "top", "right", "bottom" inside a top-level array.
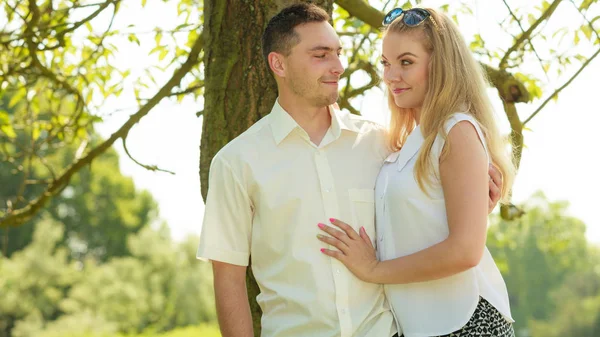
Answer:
[{"left": 200, "top": 1, "right": 334, "bottom": 335}]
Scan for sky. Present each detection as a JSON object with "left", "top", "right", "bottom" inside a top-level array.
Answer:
[{"left": 89, "top": 0, "right": 600, "bottom": 244}]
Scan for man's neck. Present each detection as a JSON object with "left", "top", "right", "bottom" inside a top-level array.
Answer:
[{"left": 278, "top": 94, "right": 332, "bottom": 146}]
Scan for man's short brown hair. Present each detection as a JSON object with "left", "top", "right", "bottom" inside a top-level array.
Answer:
[{"left": 262, "top": 3, "right": 330, "bottom": 70}]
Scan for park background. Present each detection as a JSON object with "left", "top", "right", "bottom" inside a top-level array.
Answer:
[{"left": 1, "top": 0, "right": 600, "bottom": 336}]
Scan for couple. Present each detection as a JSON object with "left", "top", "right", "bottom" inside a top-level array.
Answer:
[{"left": 198, "top": 4, "right": 515, "bottom": 337}]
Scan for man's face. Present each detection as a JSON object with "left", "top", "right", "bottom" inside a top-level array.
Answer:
[{"left": 282, "top": 21, "right": 344, "bottom": 107}]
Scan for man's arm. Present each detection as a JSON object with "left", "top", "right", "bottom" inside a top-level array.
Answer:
[
  {"left": 197, "top": 153, "right": 255, "bottom": 335},
  {"left": 213, "top": 261, "right": 253, "bottom": 337}
]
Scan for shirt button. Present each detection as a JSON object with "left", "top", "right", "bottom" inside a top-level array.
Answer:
[
  {"left": 379, "top": 237, "right": 384, "bottom": 242},
  {"left": 325, "top": 188, "right": 331, "bottom": 193},
  {"left": 336, "top": 269, "right": 340, "bottom": 274}
]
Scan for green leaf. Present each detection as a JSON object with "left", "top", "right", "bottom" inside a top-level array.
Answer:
[
  {"left": 469, "top": 34, "right": 484, "bottom": 51},
  {"left": 128, "top": 33, "right": 140, "bottom": 46},
  {"left": 186, "top": 29, "right": 198, "bottom": 48},
  {"left": 85, "top": 21, "right": 93, "bottom": 32},
  {"left": 543, "top": 63, "right": 550, "bottom": 73},
  {"left": 32, "top": 126, "right": 40, "bottom": 140},
  {"left": 0, "top": 125, "right": 16, "bottom": 138},
  {"left": 76, "top": 127, "right": 87, "bottom": 139},
  {"left": 574, "top": 54, "right": 588, "bottom": 63},
  {"left": 0, "top": 110, "right": 10, "bottom": 125},
  {"left": 149, "top": 45, "right": 163, "bottom": 56},
  {"left": 579, "top": 0, "right": 593, "bottom": 11},
  {"left": 552, "top": 27, "right": 568, "bottom": 39},
  {"left": 574, "top": 31, "right": 580, "bottom": 45},
  {"left": 141, "top": 0, "right": 147, "bottom": 7},
  {"left": 581, "top": 25, "right": 593, "bottom": 41},
  {"left": 8, "top": 88, "right": 25, "bottom": 108},
  {"left": 158, "top": 49, "right": 169, "bottom": 61},
  {"left": 175, "top": 23, "right": 191, "bottom": 30},
  {"left": 154, "top": 31, "right": 162, "bottom": 46},
  {"left": 542, "top": 0, "right": 551, "bottom": 11}
]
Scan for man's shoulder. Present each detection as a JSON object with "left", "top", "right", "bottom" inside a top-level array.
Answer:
[
  {"left": 212, "top": 115, "right": 271, "bottom": 164},
  {"left": 338, "top": 109, "right": 386, "bottom": 135}
]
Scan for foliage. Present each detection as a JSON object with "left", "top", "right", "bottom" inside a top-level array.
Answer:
[
  {"left": 487, "top": 191, "right": 595, "bottom": 335},
  {"left": 0, "top": 220, "right": 216, "bottom": 337}
]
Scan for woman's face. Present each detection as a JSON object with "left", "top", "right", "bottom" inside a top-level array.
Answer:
[{"left": 382, "top": 31, "right": 431, "bottom": 111}]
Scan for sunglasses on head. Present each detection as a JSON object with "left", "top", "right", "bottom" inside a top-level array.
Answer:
[{"left": 382, "top": 8, "right": 434, "bottom": 27}]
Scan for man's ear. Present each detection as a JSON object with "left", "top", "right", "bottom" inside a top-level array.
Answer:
[{"left": 268, "top": 52, "right": 286, "bottom": 77}]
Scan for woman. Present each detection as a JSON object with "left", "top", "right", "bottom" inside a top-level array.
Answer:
[{"left": 317, "top": 8, "right": 516, "bottom": 337}]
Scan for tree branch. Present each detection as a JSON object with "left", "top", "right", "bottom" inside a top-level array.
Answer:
[
  {"left": 499, "top": 0, "right": 563, "bottom": 69},
  {"left": 168, "top": 82, "right": 204, "bottom": 97},
  {"left": 344, "top": 61, "right": 380, "bottom": 98},
  {"left": 54, "top": 0, "right": 120, "bottom": 42},
  {"left": 501, "top": 0, "right": 548, "bottom": 78},
  {"left": 523, "top": 45, "right": 600, "bottom": 125},
  {"left": 0, "top": 30, "right": 204, "bottom": 228},
  {"left": 568, "top": 0, "right": 600, "bottom": 42},
  {"left": 122, "top": 136, "right": 175, "bottom": 175},
  {"left": 335, "top": 0, "right": 385, "bottom": 30}
]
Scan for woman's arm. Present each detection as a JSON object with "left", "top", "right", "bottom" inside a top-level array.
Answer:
[{"left": 318, "top": 121, "right": 489, "bottom": 284}]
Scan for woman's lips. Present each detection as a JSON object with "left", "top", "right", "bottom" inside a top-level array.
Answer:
[{"left": 393, "top": 88, "right": 410, "bottom": 94}]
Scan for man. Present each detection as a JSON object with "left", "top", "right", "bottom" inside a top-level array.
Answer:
[{"left": 197, "top": 4, "right": 501, "bottom": 337}]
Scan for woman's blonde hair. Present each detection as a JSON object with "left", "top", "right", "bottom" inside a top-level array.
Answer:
[{"left": 384, "top": 8, "right": 515, "bottom": 202}]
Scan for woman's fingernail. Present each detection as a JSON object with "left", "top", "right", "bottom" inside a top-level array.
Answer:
[
  {"left": 317, "top": 234, "right": 323, "bottom": 239},
  {"left": 318, "top": 223, "right": 325, "bottom": 229},
  {"left": 329, "top": 218, "right": 335, "bottom": 223},
  {"left": 360, "top": 226, "right": 365, "bottom": 232},
  {"left": 320, "top": 248, "right": 326, "bottom": 253}
]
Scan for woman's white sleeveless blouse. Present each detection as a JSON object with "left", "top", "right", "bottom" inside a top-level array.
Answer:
[{"left": 374, "top": 113, "right": 514, "bottom": 337}]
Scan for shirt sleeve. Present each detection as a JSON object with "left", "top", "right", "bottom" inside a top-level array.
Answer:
[
  {"left": 196, "top": 154, "right": 253, "bottom": 266},
  {"left": 430, "top": 113, "right": 490, "bottom": 181},
  {"left": 443, "top": 113, "right": 490, "bottom": 163}
]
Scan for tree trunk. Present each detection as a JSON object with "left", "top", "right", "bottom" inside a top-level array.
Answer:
[{"left": 200, "top": 1, "right": 333, "bottom": 335}]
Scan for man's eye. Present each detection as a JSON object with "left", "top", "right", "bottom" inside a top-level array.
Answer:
[{"left": 315, "top": 55, "right": 326, "bottom": 58}]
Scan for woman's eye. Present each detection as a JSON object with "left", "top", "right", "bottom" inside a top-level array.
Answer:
[
  {"left": 401, "top": 60, "right": 412, "bottom": 65},
  {"left": 380, "top": 60, "right": 390, "bottom": 66}
]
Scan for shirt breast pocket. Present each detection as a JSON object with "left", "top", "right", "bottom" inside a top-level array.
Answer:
[{"left": 348, "top": 189, "right": 376, "bottom": 247}]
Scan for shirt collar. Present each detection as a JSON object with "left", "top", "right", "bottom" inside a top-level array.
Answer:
[
  {"left": 269, "top": 99, "right": 299, "bottom": 145},
  {"left": 269, "top": 99, "right": 360, "bottom": 145},
  {"left": 384, "top": 126, "right": 425, "bottom": 172}
]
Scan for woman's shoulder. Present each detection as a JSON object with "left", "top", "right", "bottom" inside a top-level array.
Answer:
[
  {"left": 441, "top": 112, "right": 489, "bottom": 163},
  {"left": 443, "top": 112, "right": 480, "bottom": 134}
]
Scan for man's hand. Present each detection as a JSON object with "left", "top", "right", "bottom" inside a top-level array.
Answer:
[{"left": 488, "top": 163, "right": 503, "bottom": 213}]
